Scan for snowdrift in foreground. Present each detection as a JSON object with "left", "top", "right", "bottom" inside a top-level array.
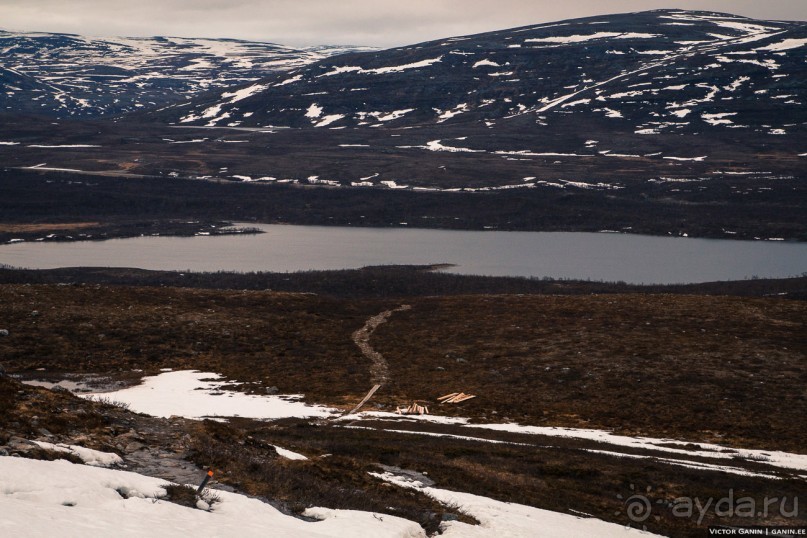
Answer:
[
  {"left": 0, "top": 458, "right": 423, "bottom": 538},
  {"left": 0, "top": 456, "right": 659, "bottom": 538},
  {"left": 31, "top": 440, "right": 123, "bottom": 467}
]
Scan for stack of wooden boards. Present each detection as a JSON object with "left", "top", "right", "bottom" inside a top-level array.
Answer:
[
  {"left": 437, "top": 392, "right": 477, "bottom": 404},
  {"left": 396, "top": 392, "right": 477, "bottom": 415},
  {"left": 397, "top": 402, "right": 430, "bottom": 415}
]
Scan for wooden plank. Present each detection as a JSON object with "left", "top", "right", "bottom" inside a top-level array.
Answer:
[
  {"left": 453, "top": 394, "right": 477, "bottom": 403},
  {"left": 342, "top": 384, "right": 381, "bottom": 416},
  {"left": 437, "top": 392, "right": 460, "bottom": 401}
]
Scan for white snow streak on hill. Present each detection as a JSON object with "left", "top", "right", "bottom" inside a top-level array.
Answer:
[
  {"left": 318, "top": 56, "right": 444, "bottom": 77},
  {"left": 372, "top": 471, "right": 662, "bottom": 538},
  {"left": 84, "top": 370, "right": 337, "bottom": 420},
  {"left": 525, "top": 32, "right": 660, "bottom": 43},
  {"left": 95, "top": 370, "right": 807, "bottom": 476}
]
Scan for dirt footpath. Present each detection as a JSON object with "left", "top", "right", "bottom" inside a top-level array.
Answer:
[{"left": 351, "top": 304, "right": 411, "bottom": 386}]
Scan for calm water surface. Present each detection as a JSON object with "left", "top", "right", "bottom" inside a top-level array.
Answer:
[{"left": 1, "top": 224, "right": 806, "bottom": 285}]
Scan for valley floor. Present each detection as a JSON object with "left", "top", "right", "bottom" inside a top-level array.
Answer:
[{"left": 0, "top": 276, "right": 804, "bottom": 535}]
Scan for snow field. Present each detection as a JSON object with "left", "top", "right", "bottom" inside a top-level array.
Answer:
[{"left": 0, "top": 458, "right": 424, "bottom": 538}]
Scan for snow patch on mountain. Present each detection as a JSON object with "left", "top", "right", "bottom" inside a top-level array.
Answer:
[
  {"left": 756, "top": 38, "right": 807, "bottom": 51},
  {"left": 702, "top": 112, "right": 737, "bottom": 125},
  {"left": 424, "top": 139, "right": 484, "bottom": 153},
  {"left": 276, "top": 74, "right": 303, "bottom": 86},
  {"left": 0, "top": 30, "right": 369, "bottom": 118},
  {"left": 221, "top": 84, "right": 269, "bottom": 104},
  {"left": 525, "top": 32, "right": 660, "bottom": 44},
  {"left": 664, "top": 155, "right": 708, "bottom": 161},
  {"left": 315, "top": 114, "right": 345, "bottom": 128},
  {"left": 305, "top": 103, "right": 324, "bottom": 118},
  {"left": 358, "top": 109, "right": 415, "bottom": 123},
  {"left": 436, "top": 103, "right": 470, "bottom": 122},
  {"left": 320, "top": 57, "right": 443, "bottom": 77},
  {"left": 472, "top": 59, "right": 501, "bottom": 68}
]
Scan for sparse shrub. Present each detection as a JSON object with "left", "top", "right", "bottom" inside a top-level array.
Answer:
[{"left": 87, "top": 395, "right": 131, "bottom": 411}]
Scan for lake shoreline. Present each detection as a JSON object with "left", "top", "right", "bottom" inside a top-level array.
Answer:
[
  {"left": 2, "top": 223, "right": 806, "bottom": 285},
  {"left": 3, "top": 168, "right": 805, "bottom": 245},
  {"left": 1, "top": 265, "right": 805, "bottom": 300}
]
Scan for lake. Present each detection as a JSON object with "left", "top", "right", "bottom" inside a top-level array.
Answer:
[{"left": 1, "top": 224, "right": 806, "bottom": 284}]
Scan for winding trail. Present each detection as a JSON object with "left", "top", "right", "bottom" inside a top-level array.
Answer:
[
  {"left": 343, "top": 304, "right": 411, "bottom": 416},
  {"left": 352, "top": 304, "right": 411, "bottom": 386}
]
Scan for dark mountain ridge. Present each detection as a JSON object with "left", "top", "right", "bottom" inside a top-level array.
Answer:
[
  {"left": 0, "top": 10, "right": 804, "bottom": 241},
  {"left": 153, "top": 9, "right": 806, "bottom": 138},
  {"left": 0, "top": 30, "right": 371, "bottom": 117}
]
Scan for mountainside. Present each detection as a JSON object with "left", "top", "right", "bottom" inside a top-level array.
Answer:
[
  {"left": 0, "top": 30, "right": 371, "bottom": 117},
  {"left": 160, "top": 10, "right": 806, "bottom": 136},
  {"left": 1, "top": 10, "right": 805, "bottom": 241}
]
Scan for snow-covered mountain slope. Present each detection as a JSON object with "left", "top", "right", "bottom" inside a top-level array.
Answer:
[
  {"left": 161, "top": 10, "right": 806, "bottom": 136},
  {"left": 0, "top": 30, "right": 371, "bottom": 117}
]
